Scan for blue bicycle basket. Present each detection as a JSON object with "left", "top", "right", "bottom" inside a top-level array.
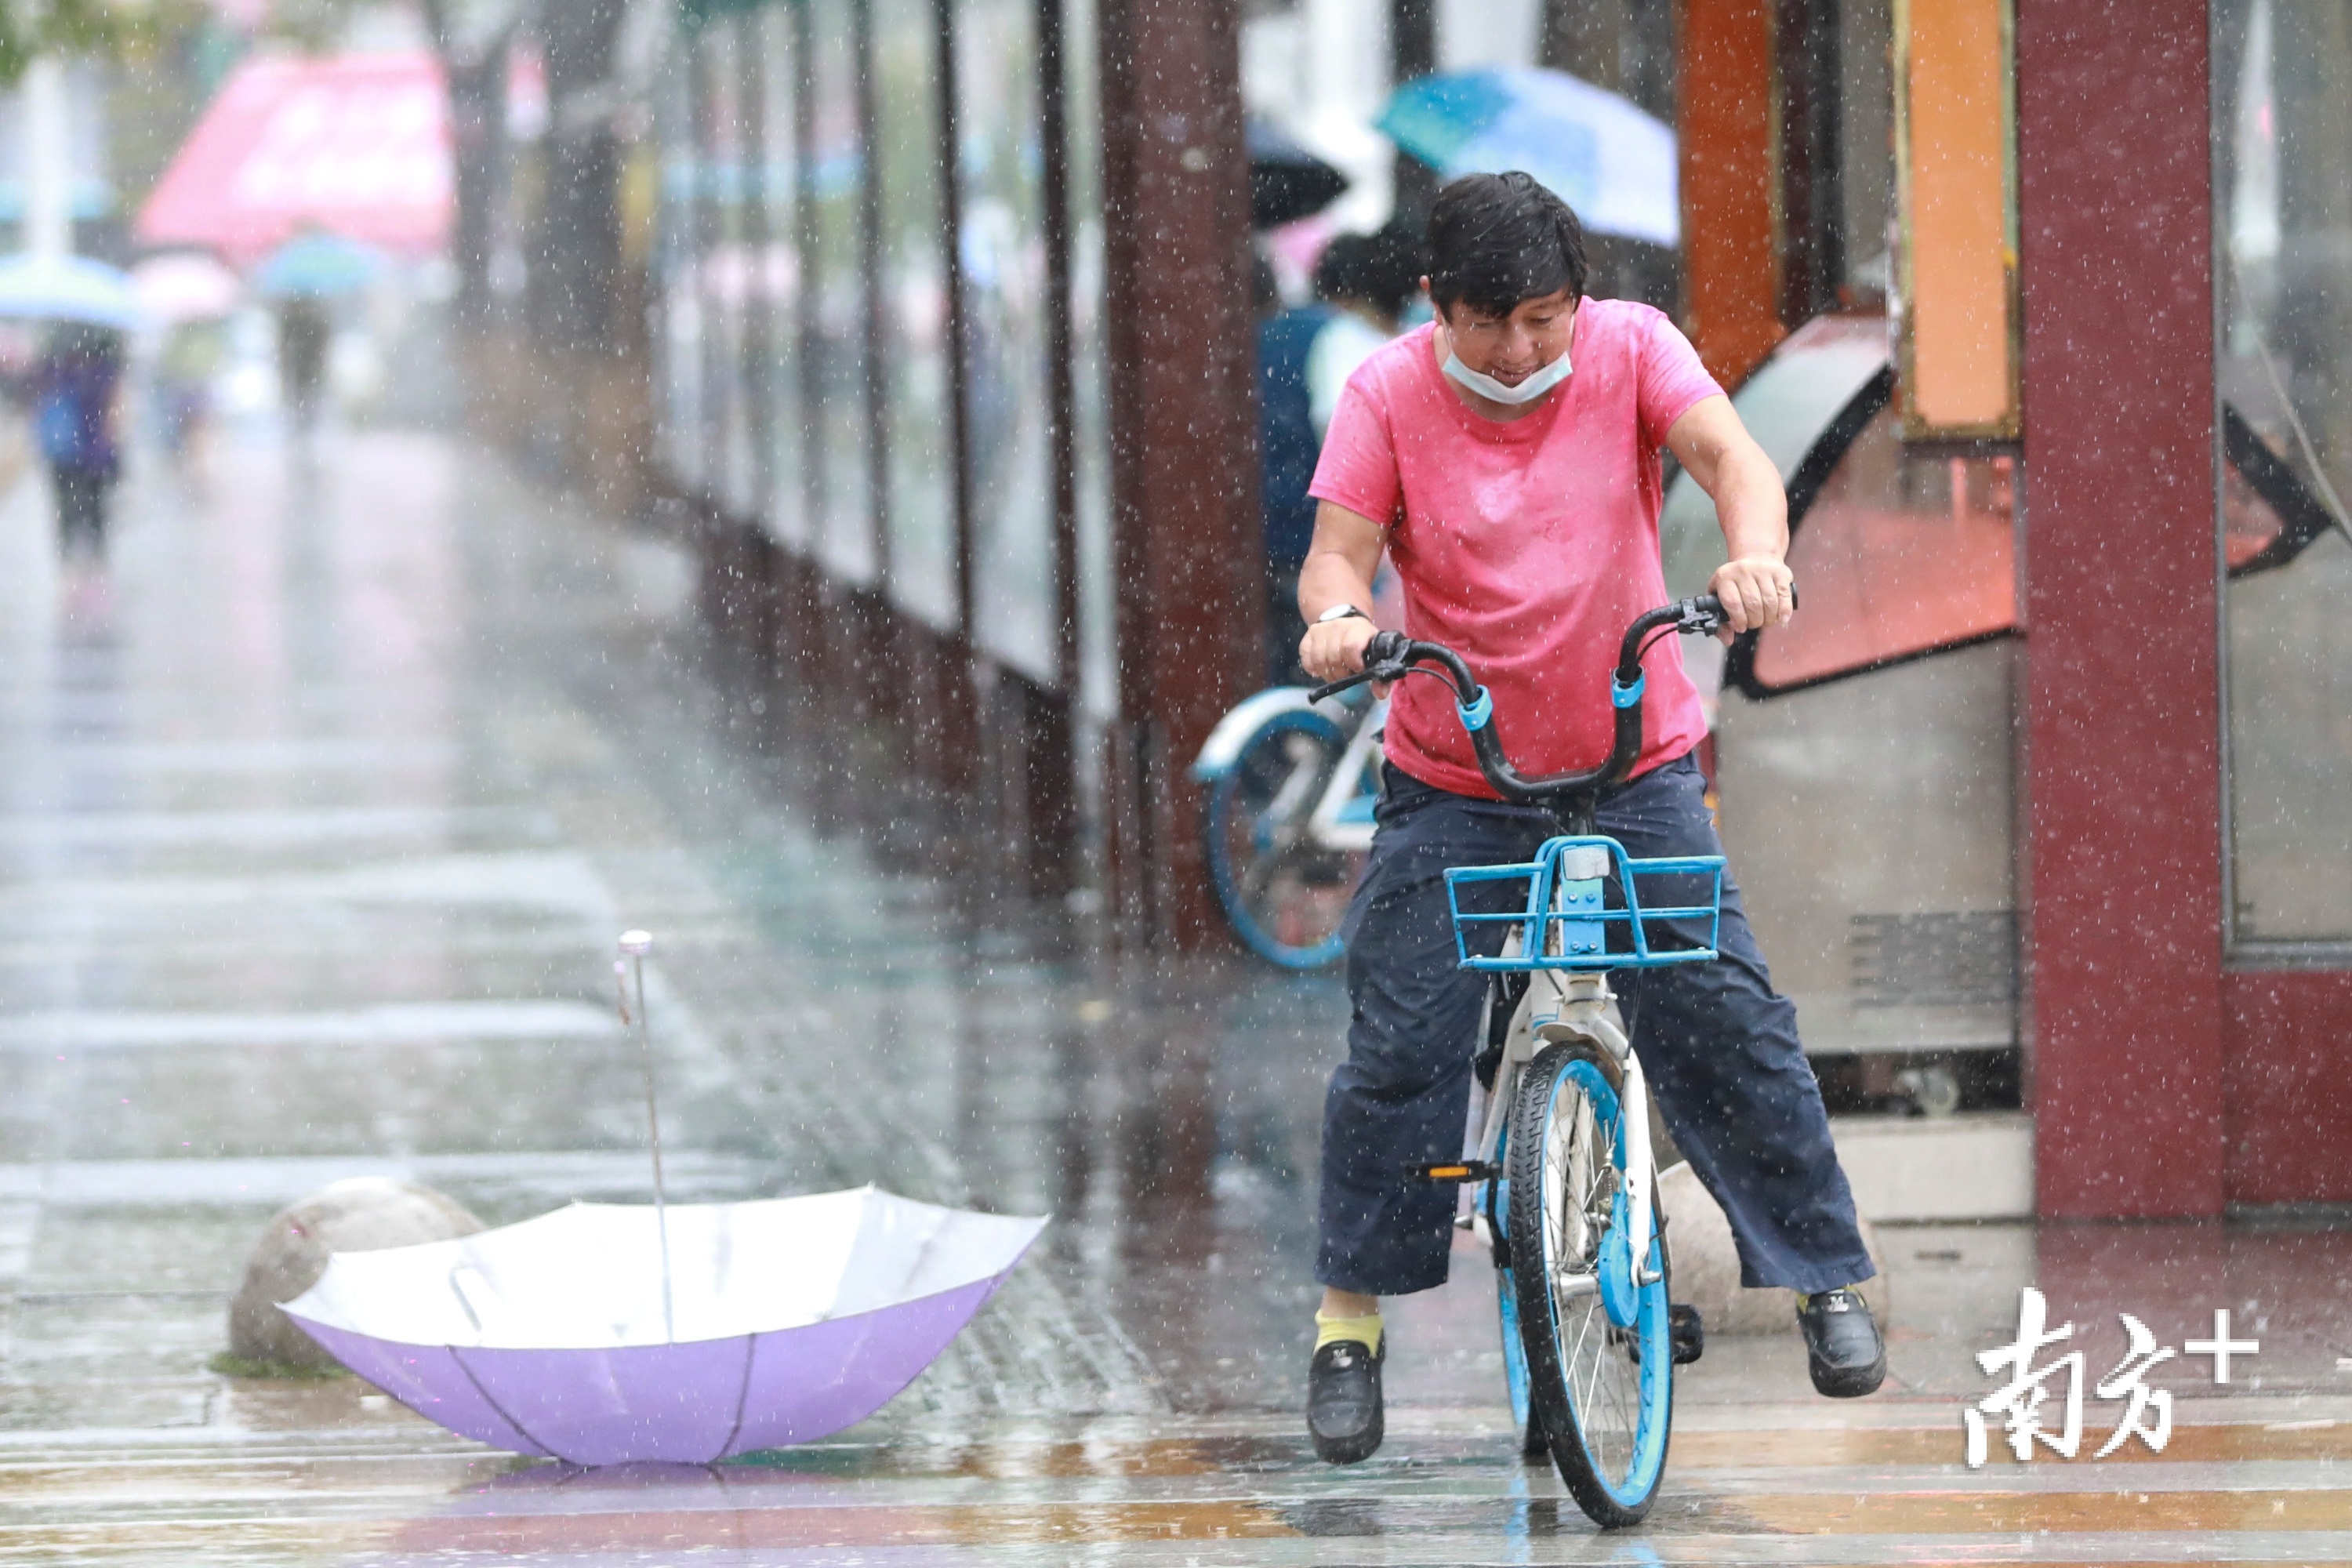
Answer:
[{"left": 1444, "top": 835, "right": 1726, "bottom": 972}]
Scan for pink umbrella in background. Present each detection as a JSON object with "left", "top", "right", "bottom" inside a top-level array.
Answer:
[{"left": 135, "top": 52, "right": 452, "bottom": 265}]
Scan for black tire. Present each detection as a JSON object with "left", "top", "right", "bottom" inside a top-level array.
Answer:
[{"left": 1507, "top": 1041, "right": 1673, "bottom": 1528}]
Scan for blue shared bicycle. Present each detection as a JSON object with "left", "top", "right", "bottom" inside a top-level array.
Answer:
[
  {"left": 1191, "top": 684, "right": 1384, "bottom": 969},
  {"left": 1309, "top": 595, "right": 1734, "bottom": 1527}
]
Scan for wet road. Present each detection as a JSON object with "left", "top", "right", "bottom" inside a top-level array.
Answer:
[{"left": 2, "top": 429, "right": 2350, "bottom": 1563}]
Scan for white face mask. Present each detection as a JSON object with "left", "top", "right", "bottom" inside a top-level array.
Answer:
[{"left": 1441, "top": 345, "right": 1573, "bottom": 406}]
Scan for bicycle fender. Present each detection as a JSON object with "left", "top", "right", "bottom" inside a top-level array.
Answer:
[{"left": 1187, "top": 686, "right": 1341, "bottom": 780}]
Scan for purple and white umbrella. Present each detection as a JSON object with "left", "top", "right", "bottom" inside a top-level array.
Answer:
[{"left": 282, "top": 1187, "right": 1046, "bottom": 1465}]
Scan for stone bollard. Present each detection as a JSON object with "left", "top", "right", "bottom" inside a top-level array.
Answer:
[
  {"left": 225, "top": 1178, "right": 485, "bottom": 1374},
  {"left": 1658, "top": 1161, "right": 1889, "bottom": 1335}
]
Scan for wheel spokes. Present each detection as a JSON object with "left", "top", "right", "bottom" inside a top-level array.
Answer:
[{"left": 1539, "top": 1069, "right": 1648, "bottom": 1490}]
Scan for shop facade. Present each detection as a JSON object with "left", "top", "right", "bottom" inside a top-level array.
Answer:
[{"left": 646, "top": 0, "right": 2352, "bottom": 1218}]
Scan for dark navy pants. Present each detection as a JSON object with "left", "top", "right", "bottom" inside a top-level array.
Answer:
[{"left": 1316, "top": 754, "right": 1876, "bottom": 1298}]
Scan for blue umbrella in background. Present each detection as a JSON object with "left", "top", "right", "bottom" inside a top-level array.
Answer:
[
  {"left": 255, "top": 231, "right": 384, "bottom": 298},
  {"left": 0, "top": 254, "right": 145, "bottom": 331},
  {"left": 1378, "top": 67, "right": 1680, "bottom": 248}
]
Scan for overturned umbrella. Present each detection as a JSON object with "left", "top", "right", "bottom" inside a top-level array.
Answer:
[
  {"left": 283, "top": 1187, "right": 1044, "bottom": 1464},
  {"left": 281, "top": 931, "right": 1046, "bottom": 1465}
]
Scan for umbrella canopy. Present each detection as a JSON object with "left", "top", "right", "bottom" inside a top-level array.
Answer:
[
  {"left": 1377, "top": 67, "right": 1680, "bottom": 248},
  {"left": 131, "top": 252, "right": 241, "bottom": 324},
  {"left": 284, "top": 1186, "right": 1046, "bottom": 1465},
  {"left": 0, "top": 254, "right": 144, "bottom": 331},
  {"left": 1247, "top": 118, "right": 1350, "bottom": 230},
  {"left": 255, "top": 232, "right": 384, "bottom": 299}
]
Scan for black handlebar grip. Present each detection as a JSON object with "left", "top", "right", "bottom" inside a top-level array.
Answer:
[
  {"left": 1681, "top": 581, "right": 1796, "bottom": 635},
  {"left": 1305, "top": 629, "right": 1415, "bottom": 704}
]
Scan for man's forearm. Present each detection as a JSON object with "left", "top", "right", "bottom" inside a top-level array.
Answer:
[
  {"left": 1715, "top": 444, "right": 1789, "bottom": 563},
  {"left": 1298, "top": 550, "right": 1379, "bottom": 623}
]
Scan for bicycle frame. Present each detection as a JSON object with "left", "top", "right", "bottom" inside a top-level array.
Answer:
[
  {"left": 1468, "top": 931, "right": 1659, "bottom": 1296},
  {"left": 1306, "top": 699, "right": 1385, "bottom": 855},
  {"left": 1191, "top": 688, "right": 1385, "bottom": 857}
]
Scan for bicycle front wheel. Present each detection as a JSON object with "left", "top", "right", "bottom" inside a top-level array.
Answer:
[
  {"left": 1507, "top": 1041, "right": 1672, "bottom": 1528},
  {"left": 1200, "top": 711, "right": 1365, "bottom": 969}
]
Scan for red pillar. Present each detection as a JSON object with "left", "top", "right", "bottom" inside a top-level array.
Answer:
[
  {"left": 1097, "top": 0, "right": 1261, "bottom": 949},
  {"left": 2016, "top": 0, "right": 2223, "bottom": 1217}
]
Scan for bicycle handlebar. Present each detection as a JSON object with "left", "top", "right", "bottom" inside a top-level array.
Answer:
[{"left": 1308, "top": 593, "right": 1755, "bottom": 808}]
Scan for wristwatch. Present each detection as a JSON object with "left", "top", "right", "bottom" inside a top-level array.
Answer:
[{"left": 1316, "top": 604, "right": 1369, "bottom": 625}]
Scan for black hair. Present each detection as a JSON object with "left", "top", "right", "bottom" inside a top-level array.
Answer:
[
  {"left": 1312, "top": 234, "right": 1369, "bottom": 304},
  {"left": 1425, "top": 171, "right": 1588, "bottom": 319},
  {"left": 1313, "top": 222, "right": 1426, "bottom": 324},
  {"left": 49, "top": 321, "right": 122, "bottom": 365}
]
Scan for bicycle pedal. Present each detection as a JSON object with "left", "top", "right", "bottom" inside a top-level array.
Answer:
[
  {"left": 1669, "top": 1304, "right": 1704, "bottom": 1365},
  {"left": 1406, "top": 1160, "right": 1500, "bottom": 1184}
]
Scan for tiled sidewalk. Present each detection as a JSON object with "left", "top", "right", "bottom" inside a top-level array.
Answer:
[{"left": 0, "top": 432, "right": 2345, "bottom": 1563}]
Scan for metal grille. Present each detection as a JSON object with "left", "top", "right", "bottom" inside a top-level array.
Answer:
[{"left": 1849, "top": 910, "right": 2017, "bottom": 1008}]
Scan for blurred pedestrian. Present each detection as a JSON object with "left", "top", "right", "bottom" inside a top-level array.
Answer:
[
  {"left": 278, "top": 296, "right": 331, "bottom": 437},
  {"left": 1255, "top": 254, "right": 1335, "bottom": 682},
  {"left": 154, "top": 320, "right": 221, "bottom": 473},
  {"left": 1306, "top": 223, "right": 1423, "bottom": 439},
  {"left": 33, "top": 324, "right": 125, "bottom": 561}
]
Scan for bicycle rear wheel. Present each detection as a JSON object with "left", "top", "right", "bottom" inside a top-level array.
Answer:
[
  {"left": 1200, "top": 711, "right": 1365, "bottom": 969},
  {"left": 1507, "top": 1041, "right": 1672, "bottom": 1527}
]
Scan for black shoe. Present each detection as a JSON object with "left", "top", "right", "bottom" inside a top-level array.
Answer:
[
  {"left": 1308, "top": 1338, "right": 1385, "bottom": 1464},
  {"left": 1669, "top": 1303, "right": 1705, "bottom": 1366},
  {"left": 1797, "top": 1288, "right": 1886, "bottom": 1398}
]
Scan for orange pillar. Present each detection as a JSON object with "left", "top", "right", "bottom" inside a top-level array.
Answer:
[{"left": 1677, "top": 0, "right": 1784, "bottom": 387}]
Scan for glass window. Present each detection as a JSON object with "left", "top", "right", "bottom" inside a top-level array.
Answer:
[
  {"left": 1659, "top": 316, "right": 2017, "bottom": 695},
  {"left": 761, "top": 2, "right": 808, "bottom": 547},
  {"left": 1064, "top": 0, "right": 1115, "bottom": 718},
  {"left": 1838, "top": 0, "right": 1893, "bottom": 307},
  {"left": 956, "top": 0, "right": 1056, "bottom": 683},
  {"left": 703, "top": 21, "right": 759, "bottom": 519},
  {"left": 875, "top": 0, "right": 956, "bottom": 629},
  {"left": 808, "top": 0, "right": 877, "bottom": 584},
  {"left": 655, "top": 43, "right": 704, "bottom": 492},
  {"left": 2214, "top": 0, "right": 2352, "bottom": 947},
  {"left": 1752, "top": 407, "right": 2016, "bottom": 690}
]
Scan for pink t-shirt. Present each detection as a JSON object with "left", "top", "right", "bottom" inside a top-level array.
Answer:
[{"left": 1308, "top": 302, "right": 1722, "bottom": 800}]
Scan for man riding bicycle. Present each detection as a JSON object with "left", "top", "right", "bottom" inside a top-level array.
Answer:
[{"left": 1296, "top": 172, "right": 1885, "bottom": 1465}]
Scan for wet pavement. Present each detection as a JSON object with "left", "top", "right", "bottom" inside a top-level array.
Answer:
[{"left": 2, "top": 426, "right": 2350, "bottom": 1563}]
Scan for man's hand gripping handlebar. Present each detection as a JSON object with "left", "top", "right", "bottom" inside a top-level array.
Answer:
[{"left": 1307, "top": 594, "right": 1752, "bottom": 809}]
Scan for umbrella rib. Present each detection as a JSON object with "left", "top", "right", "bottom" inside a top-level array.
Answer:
[
  {"left": 713, "top": 1334, "right": 758, "bottom": 1461},
  {"left": 447, "top": 1347, "right": 558, "bottom": 1459}
]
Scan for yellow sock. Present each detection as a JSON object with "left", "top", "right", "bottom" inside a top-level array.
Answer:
[{"left": 1315, "top": 1309, "right": 1383, "bottom": 1355}]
